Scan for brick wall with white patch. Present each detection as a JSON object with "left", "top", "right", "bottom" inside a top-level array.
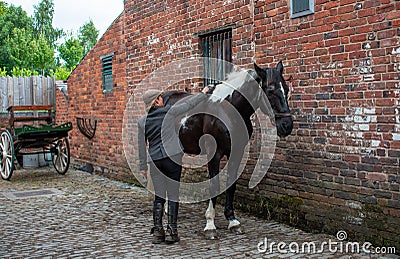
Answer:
[
  {"left": 238, "top": 0, "right": 400, "bottom": 249},
  {"left": 65, "top": 0, "right": 400, "bottom": 250}
]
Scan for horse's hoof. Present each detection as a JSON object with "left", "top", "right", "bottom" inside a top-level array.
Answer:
[
  {"left": 230, "top": 225, "right": 244, "bottom": 235},
  {"left": 204, "top": 229, "right": 218, "bottom": 240}
]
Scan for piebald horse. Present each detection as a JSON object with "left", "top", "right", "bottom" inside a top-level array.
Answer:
[{"left": 162, "top": 62, "right": 293, "bottom": 239}]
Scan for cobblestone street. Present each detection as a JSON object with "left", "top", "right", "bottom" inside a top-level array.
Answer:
[{"left": 0, "top": 167, "right": 398, "bottom": 258}]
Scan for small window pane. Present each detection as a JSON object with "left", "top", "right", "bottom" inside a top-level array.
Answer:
[
  {"left": 200, "top": 30, "right": 232, "bottom": 85},
  {"left": 291, "top": 0, "right": 314, "bottom": 18},
  {"left": 293, "top": 0, "right": 309, "bottom": 13},
  {"left": 103, "top": 74, "right": 112, "bottom": 92}
]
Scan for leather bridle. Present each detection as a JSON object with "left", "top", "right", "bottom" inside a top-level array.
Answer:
[
  {"left": 274, "top": 112, "right": 292, "bottom": 119},
  {"left": 258, "top": 81, "right": 293, "bottom": 119}
]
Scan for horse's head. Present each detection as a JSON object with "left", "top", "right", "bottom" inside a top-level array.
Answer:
[{"left": 254, "top": 61, "right": 293, "bottom": 138}]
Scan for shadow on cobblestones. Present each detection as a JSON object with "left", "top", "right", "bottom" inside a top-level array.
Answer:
[{"left": 0, "top": 168, "right": 398, "bottom": 258}]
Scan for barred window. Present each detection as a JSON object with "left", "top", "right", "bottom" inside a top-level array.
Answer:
[
  {"left": 290, "top": 0, "right": 314, "bottom": 18},
  {"left": 101, "top": 53, "right": 113, "bottom": 93},
  {"left": 200, "top": 29, "right": 232, "bottom": 85}
]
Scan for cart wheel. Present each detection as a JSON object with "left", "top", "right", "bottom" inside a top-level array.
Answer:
[
  {"left": 52, "top": 137, "right": 70, "bottom": 175},
  {"left": 0, "top": 130, "right": 14, "bottom": 180}
]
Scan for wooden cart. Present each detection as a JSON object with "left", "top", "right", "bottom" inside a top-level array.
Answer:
[{"left": 0, "top": 105, "right": 72, "bottom": 180}]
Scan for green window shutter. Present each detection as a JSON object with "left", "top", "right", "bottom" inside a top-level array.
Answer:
[{"left": 101, "top": 54, "right": 113, "bottom": 93}]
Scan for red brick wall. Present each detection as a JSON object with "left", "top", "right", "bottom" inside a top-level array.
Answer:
[
  {"left": 66, "top": 13, "right": 130, "bottom": 180},
  {"left": 63, "top": 0, "right": 400, "bottom": 249},
  {"left": 55, "top": 81, "right": 68, "bottom": 124},
  {"left": 247, "top": 0, "right": 399, "bottom": 248}
]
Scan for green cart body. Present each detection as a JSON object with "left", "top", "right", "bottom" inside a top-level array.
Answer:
[{"left": 0, "top": 105, "right": 72, "bottom": 180}]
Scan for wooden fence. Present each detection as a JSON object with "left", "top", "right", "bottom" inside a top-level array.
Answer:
[{"left": 0, "top": 76, "right": 56, "bottom": 113}]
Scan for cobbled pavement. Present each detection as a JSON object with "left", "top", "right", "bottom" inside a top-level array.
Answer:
[{"left": 0, "top": 167, "right": 398, "bottom": 259}]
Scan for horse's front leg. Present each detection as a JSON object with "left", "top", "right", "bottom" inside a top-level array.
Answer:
[
  {"left": 225, "top": 148, "right": 244, "bottom": 235},
  {"left": 204, "top": 153, "right": 221, "bottom": 240},
  {"left": 204, "top": 198, "right": 217, "bottom": 239}
]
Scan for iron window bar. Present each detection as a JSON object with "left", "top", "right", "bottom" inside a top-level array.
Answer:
[{"left": 201, "top": 29, "right": 232, "bottom": 86}]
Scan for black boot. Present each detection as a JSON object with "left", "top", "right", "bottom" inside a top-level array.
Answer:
[
  {"left": 165, "top": 201, "right": 179, "bottom": 244},
  {"left": 151, "top": 202, "right": 165, "bottom": 244}
]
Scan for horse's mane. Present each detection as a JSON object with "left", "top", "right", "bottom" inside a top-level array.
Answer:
[
  {"left": 209, "top": 69, "right": 257, "bottom": 103},
  {"left": 162, "top": 69, "right": 260, "bottom": 105}
]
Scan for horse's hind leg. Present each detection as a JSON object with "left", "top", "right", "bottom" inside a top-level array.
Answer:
[{"left": 204, "top": 154, "right": 220, "bottom": 240}]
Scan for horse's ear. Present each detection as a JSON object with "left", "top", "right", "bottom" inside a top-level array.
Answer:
[
  {"left": 254, "top": 63, "right": 266, "bottom": 79},
  {"left": 276, "top": 61, "right": 284, "bottom": 75}
]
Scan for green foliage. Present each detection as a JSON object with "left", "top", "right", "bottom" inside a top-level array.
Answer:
[
  {"left": 0, "top": 67, "right": 7, "bottom": 76},
  {"left": 8, "top": 28, "right": 33, "bottom": 69},
  {"left": 58, "top": 36, "right": 83, "bottom": 70},
  {"left": 0, "top": 0, "right": 99, "bottom": 76},
  {"left": 33, "top": 0, "right": 62, "bottom": 48},
  {"left": 30, "top": 36, "right": 55, "bottom": 75},
  {"left": 10, "top": 67, "right": 21, "bottom": 76},
  {"left": 0, "top": 4, "right": 34, "bottom": 71},
  {"left": 79, "top": 19, "right": 99, "bottom": 56},
  {"left": 238, "top": 194, "right": 304, "bottom": 226},
  {"left": 7, "top": 28, "right": 55, "bottom": 76},
  {"left": 10, "top": 67, "right": 37, "bottom": 77},
  {"left": 50, "top": 66, "right": 71, "bottom": 80},
  {"left": 0, "top": 2, "right": 7, "bottom": 16},
  {"left": 363, "top": 204, "right": 384, "bottom": 214}
]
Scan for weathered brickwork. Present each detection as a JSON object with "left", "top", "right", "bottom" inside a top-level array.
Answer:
[
  {"left": 250, "top": 0, "right": 400, "bottom": 249},
  {"left": 55, "top": 81, "right": 68, "bottom": 125},
  {"left": 66, "top": 13, "right": 131, "bottom": 181},
  {"left": 65, "top": 0, "right": 400, "bottom": 250}
]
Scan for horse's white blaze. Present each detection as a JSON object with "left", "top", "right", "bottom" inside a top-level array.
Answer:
[
  {"left": 204, "top": 200, "right": 216, "bottom": 231},
  {"left": 228, "top": 219, "right": 241, "bottom": 230},
  {"left": 279, "top": 82, "right": 286, "bottom": 99}
]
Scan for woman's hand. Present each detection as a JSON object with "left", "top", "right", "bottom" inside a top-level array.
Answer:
[{"left": 202, "top": 85, "right": 215, "bottom": 94}]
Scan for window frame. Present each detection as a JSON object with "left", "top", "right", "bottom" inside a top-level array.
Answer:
[
  {"left": 101, "top": 52, "right": 114, "bottom": 93},
  {"left": 199, "top": 28, "right": 233, "bottom": 86},
  {"left": 290, "top": 0, "right": 314, "bottom": 18}
]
